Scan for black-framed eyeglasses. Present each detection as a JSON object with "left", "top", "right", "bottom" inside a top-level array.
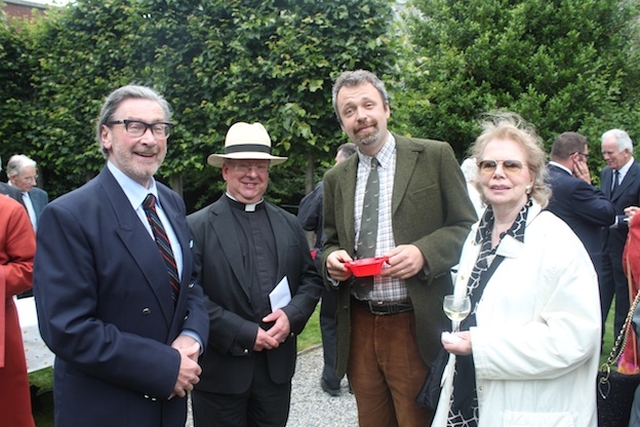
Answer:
[
  {"left": 106, "top": 119, "right": 174, "bottom": 138},
  {"left": 572, "top": 151, "right": 590, "bottom": 159}
]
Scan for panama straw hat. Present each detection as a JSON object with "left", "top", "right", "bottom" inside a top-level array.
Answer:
[{"left": 207, "top": 122, "right": 288, "bottom": 167}]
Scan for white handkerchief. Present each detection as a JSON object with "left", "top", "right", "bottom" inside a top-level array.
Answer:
[{"left": 269, "top": 276, "right": 292, "bottom": 312}]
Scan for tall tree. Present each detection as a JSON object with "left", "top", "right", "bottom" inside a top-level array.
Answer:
[
  {"left": 21, "top": 0, "right": 394, "bottom": 209},
  {"left": 401, "top": 0, "right": 640, "bottom": 169}
]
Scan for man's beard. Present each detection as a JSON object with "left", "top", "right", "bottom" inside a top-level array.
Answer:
[{"left": 356, "top": 127, "right": 379, "bottom": 146}]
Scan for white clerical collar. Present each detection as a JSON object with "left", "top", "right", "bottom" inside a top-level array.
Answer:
[{"left": 225, "top": 192, "right": 264, "bottom": 212}]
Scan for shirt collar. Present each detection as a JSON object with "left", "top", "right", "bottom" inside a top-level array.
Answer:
[
  {"left": 549, "top": 161, "right": 572, "bottom": 175},
  {"left": 617, "top": 157, "right": 635, "bottom": 176},
  {"left": 107, "top": 161, "right": 158, "bottom": 210},
  {"left": 356, "top": 134, "right": 396, "bottom": 169}
]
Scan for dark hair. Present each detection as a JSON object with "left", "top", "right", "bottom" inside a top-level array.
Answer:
[
  {"left": 95, "top": 85, "right": 172, "bottom": 158},
  {"left": 551, "top": 132, "right": 587, "bottom": 160}
]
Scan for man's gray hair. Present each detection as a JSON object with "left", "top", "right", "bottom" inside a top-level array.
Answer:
[
  {"left": 601, "top": 129, "right": 633, "bottom": 153},
  {"left": 95, "top": 85, "right": 172, "bottom": 158},
  {"left": 6, "top": 154, "right": 36, "bottom": 178}
]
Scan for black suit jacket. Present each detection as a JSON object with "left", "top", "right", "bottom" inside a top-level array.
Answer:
[
  {"left": 547, "top": 163, "right": 615, "bottom": 273},
  {"left": 0, "top": 182, "right": 24, "bottom": 207},
  {"left": 601, "top": 161, "right": 640, "bottom": 258},
  {"left": 188, "top": 195, "right": 323, "bottom": 394}
]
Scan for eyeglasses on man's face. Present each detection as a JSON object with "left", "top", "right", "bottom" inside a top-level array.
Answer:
[
  {"left": 574, "top": 151, "right": 589, "bottom": 160},
  {"left": 107, "top": 119, "right": 173, "bottom": 138},
  {"left": 228, "top": 162, "right": 270, "bottom": 174},
  {"left": 477, "top": 159, "right": 525, "bottom": 176},
  {"left": 22, "top": 175, "right": 38, "bottom": 183}
]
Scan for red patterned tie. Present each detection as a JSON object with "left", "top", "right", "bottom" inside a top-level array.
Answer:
[{"left": 143, "top": 194, "right": 180, "bottom": 303}]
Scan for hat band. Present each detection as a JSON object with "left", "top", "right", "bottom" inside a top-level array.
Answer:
[{"left": 225, "top": 144, "right": 272, "bottom": 155}]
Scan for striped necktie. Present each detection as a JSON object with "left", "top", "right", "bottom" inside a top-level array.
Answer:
[{"left": 143, "top": 194, "right": 180, "bottom": 303}]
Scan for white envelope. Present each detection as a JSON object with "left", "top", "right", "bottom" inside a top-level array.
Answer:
[{"left": 269, "top": 276, "right": 292, "bottom": 312}]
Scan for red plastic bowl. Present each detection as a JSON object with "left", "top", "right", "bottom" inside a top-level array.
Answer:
[{"left": 345, "top": 256, "right": 389, "bottom": 277}]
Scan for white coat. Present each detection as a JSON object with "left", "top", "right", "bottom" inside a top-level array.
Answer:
[{"left": 433, "top": 202, "right": 600, "bottom": 427}]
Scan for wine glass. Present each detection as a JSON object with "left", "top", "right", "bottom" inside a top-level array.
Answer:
[{"left": 442, "top": 294, "right": 471, "bottom": 332}]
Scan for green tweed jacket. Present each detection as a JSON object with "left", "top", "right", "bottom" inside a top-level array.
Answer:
[{"left": 322, "top": 134, "right": 477, "bottom": 377}]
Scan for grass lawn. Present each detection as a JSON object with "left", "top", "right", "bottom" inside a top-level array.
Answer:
[{"left": 28, "top": 302, "right": 614, "bottom": 426}]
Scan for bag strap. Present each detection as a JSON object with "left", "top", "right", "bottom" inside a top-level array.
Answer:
[{"left": 603, "top": 284, "right": 640, "bottom": 368}]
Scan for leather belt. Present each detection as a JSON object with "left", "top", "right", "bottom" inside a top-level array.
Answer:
[{"left": 351, "top": 296, "right": 413, "bottom": 316}]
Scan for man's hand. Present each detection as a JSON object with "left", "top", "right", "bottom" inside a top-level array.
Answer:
[
  {"left": 573, "top": 155, "right": 592, "bottom": 184},
  {"left": 326, "top": 250, "right": 353, "bottom": 282},
  {"left": 380, "top": 244, "right": 424, "bottom": 280},
  {"left": 254, "top": 309, "right": 292, "bottom": 351},
  {"left": 170, "top": 341, "right": 202, "bottom": 399},
  {"left": 171, "top": 334, "right": 200, "bottom": 362}
]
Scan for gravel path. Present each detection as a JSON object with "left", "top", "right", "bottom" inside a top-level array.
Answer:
[
  {"left": 288, "top": 345, "right": 357, "bottom": 426},
  {"left": 186, "top": 345, "right": 358, "bottom": 426}
]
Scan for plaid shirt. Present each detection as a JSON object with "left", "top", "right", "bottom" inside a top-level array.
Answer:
[{"left": 354, "top": 135, "right": 408, "bottom": 302}]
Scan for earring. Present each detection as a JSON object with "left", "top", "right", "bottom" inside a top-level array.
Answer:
[{"left": 525, "top": 184, "right": 532, "bottom": 195}]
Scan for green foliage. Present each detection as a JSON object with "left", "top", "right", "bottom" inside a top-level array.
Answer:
[
  {"left": 3, "top": 0, "right": 395, "bottom": 210},
  {"left": 401, "top": 0, "right": 640, "bottom": 176}
]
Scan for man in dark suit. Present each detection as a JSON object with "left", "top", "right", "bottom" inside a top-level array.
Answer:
[
  {"left": 297, "top": 142, "right": 356, "bottom": 397},
  {"left": 322, "top": 70, "right": 477, "bottom": 426},
  {"left": 6, "top": 154, "right": 49, "bottom": 230},
  {"left": 600, "top": 129, "right": 640, "bottom": 340},
  {"left": 188, "top": 122, "right": 323, "bottom": 427},
  {"left": 33, "top": 85, "right": 209, "bottom": 427},
  {"left": 546, "top": 132, "right": 615, "bottom": 277},
  {"left": 0, "top": 156, "right": 24, "bottom": 205}
]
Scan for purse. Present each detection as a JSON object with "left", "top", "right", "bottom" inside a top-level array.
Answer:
[
  {"left": 597, "top": 286, "right": 640, "bottom": 427},
  {"left": 416, "top": 347, "right": 448, "bottom": 410}
]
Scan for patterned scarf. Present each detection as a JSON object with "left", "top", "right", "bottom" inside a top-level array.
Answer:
[{"left": 447, "top": 200, "right": 531, "bottom": 426}]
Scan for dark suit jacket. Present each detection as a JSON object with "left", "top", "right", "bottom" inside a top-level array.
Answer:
[
  {"left": 0, "top": 182, "right": 24, "bottom": 207},
  {"left": 600, "top": 161, "right": 640, "bottom": 259},
  {"left": 29, "top": 186, "right": 48, "bottom": 222},
  {"left": 188, "top": 196, "right": 323, "bottom": 394},
  {"left": 322, "top": 134, "right": 477, "bottom": 377},
  {"left": 546, "top": 163, "right": 615, "bottom": 274},
  {"left": 33, "top": 167, "right": 209, "bottom": 427}
]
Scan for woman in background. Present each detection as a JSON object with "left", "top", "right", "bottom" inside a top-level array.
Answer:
[
  {"left": 433, "top": 113, "right": 601, "bottom": 427},
  {"left": 0, "top": 195, "right": 36, "bottom": 426}
]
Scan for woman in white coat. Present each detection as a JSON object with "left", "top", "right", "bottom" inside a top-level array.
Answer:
[{"left": 433, "top": 113, "right": 601, "bottom": 427}]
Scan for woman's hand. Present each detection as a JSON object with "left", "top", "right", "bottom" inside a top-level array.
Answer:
[{"left": 442, "top": 331, "right": 472, "bottom": 356}]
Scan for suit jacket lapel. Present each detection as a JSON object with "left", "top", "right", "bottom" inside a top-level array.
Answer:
[
  {"left": 265, "top": 204, "right": 288, "bottom": 282},
  {"left": 339, "top": 156, "right": 358, "bottom": 255},
  {"left": 614, "top": 161, "right": 640, "bottom": 202},
  {"left": 99, "top": 169, "right": 175, "bottom": 325},
  {"left": 392, "top": 135, "right": 422, "bottom": 216},
  {"left": 210, "top": 199, "right": 252, "bottom": 299}
]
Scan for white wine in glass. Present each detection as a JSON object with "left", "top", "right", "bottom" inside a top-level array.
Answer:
[{"left": 442, "top": 295, "right": 471, "bottom": 331}]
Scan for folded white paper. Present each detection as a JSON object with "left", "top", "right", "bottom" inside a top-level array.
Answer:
[{"left": 269, "top": 276, "right": 292, "bottom": 312}]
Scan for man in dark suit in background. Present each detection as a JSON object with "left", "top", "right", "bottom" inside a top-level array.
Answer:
[
  {"left": 188, "top": 122, "right": 323, "bottom": 427},
  {"left": 6, "top": 154, "right": 48, "bottom": 230},
  {"left": 298, "top": 142, "right": 356, "bottom": 397},
  {"left": 33, "top": 85, "right": 209, "bottom": 427},
  {"left": 547, "top": 132, "right": 615, "bottom": 278},
  {"left": 600, "top": 129, "right": 640, "bottom": 341},
  {"left": 0, "top": 156, "right": 24, "bottom": 206},
  {"left": 323, "top": 70, "right": 476, "bottom": 426}
]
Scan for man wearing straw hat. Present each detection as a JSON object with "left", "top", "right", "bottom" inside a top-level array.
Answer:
[{"left": 188, "top": 122, "right": 323, "bottom": 427}]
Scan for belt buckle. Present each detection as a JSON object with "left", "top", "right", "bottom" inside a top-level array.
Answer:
[{"left": 368, "top": 300, "right": 393, "bottom": 315}]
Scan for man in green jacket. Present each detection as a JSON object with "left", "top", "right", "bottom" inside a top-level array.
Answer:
[{"left": 322, "top": 70, "right": 476, "bottom": 426}]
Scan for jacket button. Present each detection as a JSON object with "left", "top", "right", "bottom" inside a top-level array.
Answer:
[
  {"left": 142, "top": 308, "right": 151, "bottom": 315},
  {"left": 188, "top": 283, "right": 195, "bottom": 288}
]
